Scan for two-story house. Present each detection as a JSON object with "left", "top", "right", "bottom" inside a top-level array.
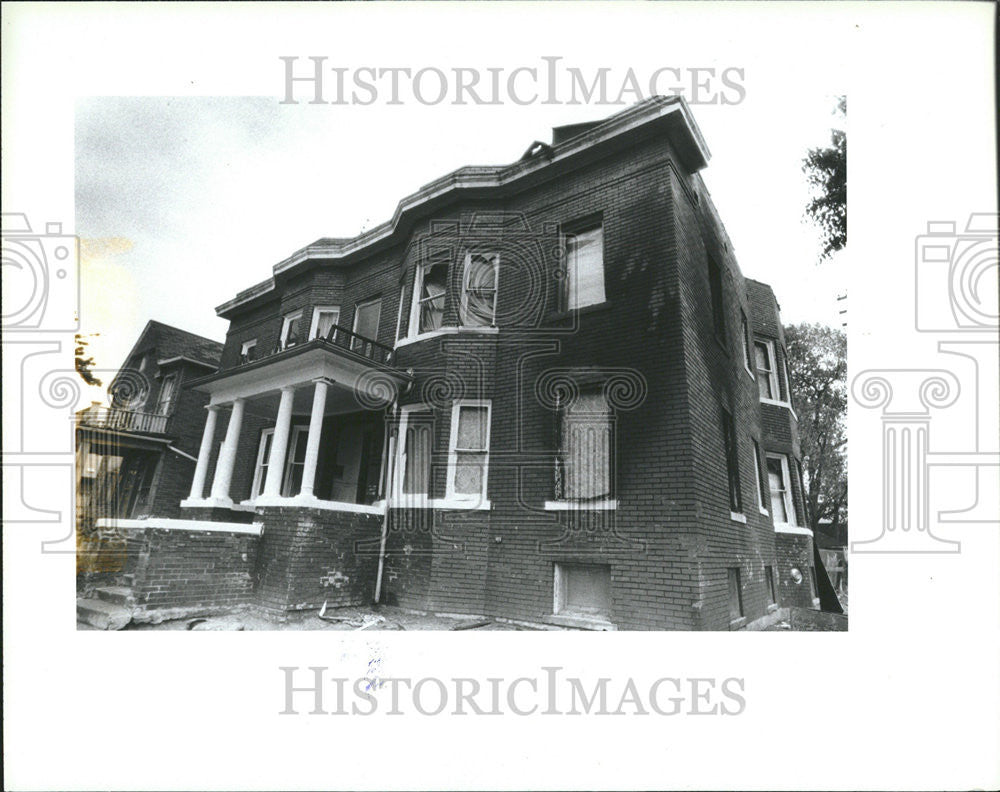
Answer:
[{"left": 140, "top": 95, "right": 820, "bottom": 630}]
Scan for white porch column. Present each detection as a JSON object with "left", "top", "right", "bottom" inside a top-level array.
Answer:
[
  {"left": 188, "top": 405, "right": 220, "bottom": 500},
  {"left": 299, "top": 379, "right": 329, "bottom": 498},
  {"left": 263, "top": 386, "right": 296, "bottom": 497},
  {"left": 209, "top": 398, "right": 245, "bottom": 502}
]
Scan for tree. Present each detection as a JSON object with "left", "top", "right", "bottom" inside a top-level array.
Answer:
[
  {"left": 75, "top": 333, "right": 102, "bottom": 387},
  {"left": 784, "top": 323, "right": 847, "bottom": 537},
  {"left": 803, "top": 96, "right": 846, "bottom": 261}
]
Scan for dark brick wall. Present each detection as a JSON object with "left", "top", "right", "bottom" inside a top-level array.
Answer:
[
  {"left": 254, "top": 506, "right": 383, "bottom": 611},
  {"left": 775, "top": 533, "right": 817, "bottom": 609},
  {"left": 125, "top": 526, "right": 258, "bottom": 617}
]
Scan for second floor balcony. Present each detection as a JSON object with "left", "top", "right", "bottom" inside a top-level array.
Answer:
[{"left": 77, "top": 406, "right": 170, "bottom": 436}]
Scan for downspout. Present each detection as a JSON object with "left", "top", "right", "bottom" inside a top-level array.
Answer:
[{"left": 374, "top": 404, "right": 398, "bottom": 604}]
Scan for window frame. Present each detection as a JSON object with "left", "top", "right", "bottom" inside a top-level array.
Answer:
[
  {"left": 351, "top": 297, "right": 382, "bottom": 354},
  {"left": 765, "top": 565, "right": 777, "bottom": 607},
  {"left": 280, "top": 310, "right": 304, "bottom": 349},
  {"left": 727, "top": 567, "right": 744, "bottom": 621},
  {"left": 753, "top": 439, "right": 769, "bottom": 515},
  {"left": 722, "top": 406, "right": 743, "bottom": 515},
  {"left": 281, "top": 425, "right": 309, "bottom": 497},
  {"left": 310, "top": 305, "right": 341, "bottom": 342},
  {"left": 553, "top": 388, "right": 616, "bottom": 505},
  {"left": 561, "top": 224, "right": 606, "bottom": 312},
  {"left": 766, "top": 452, "right": 796, "bottom": 527},
  {"left": 394, "top": 284, "right": 407, "bottom": 343},
  {"left": 445, "top": 399, "right": 492, "bottom": 503},
  {"left": 755, "top": 339, "right": 780, "bottom": 402},
  {"left": 409, "top": 253, "right": 450, "bottom": 337},
  {"left": 553, "top": 562, "right": 612, "bottom": 619},
  {"left": 741, "top": 309, "right": 754, "bottom": 377},
  {"left": 393, "top": 404, "right": 433, "bottom": 502},
  {"left": 155, "top": 373, "right": 178, "bottom": 416},
  {"left": 707, "top": 255, "right": 726, "bottom": 341},
  {"left": 239, "top": 339, "right": 258, "bottom": 364},
  {"left": 251, "top": 428, "right": 275, "bottom": 499},
  {"left": 459, "top": 250, "right": 500, "bottom": 327}
]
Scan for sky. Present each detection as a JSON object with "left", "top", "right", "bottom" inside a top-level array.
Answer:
[{"left": 75, "top": 89, "right": 846, "bottom": 396}]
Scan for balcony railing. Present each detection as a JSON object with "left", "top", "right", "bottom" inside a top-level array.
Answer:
[
  {"left": 77, "top": 407, "right": 170, "bottom": 435},
  {"left": 239, "top": 325, "right": 396, "bottom": 368}
]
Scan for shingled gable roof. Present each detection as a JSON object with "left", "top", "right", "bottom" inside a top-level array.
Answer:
[
  {"left": 120, "top": 320, "right": 223, "bottom": 372},
  {"left": 216, "top": 95, "right": 711, "bottom": 319}
]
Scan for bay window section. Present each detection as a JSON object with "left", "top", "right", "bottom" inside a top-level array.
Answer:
[
  {"left": 446, "top": 400, "right": 491, "bottom": 503},
  {"left": 410, "top": 252, "right": 449, "bottom": 335},
  {"left": 311, "top": 306, "right": 341, "bottom": 341},
  {"left": 766, "top": 453, "right": 794, "bottom": 526},
  {"left": 460, "top": 252, "right": 499, "bottom": 327},
  {"left": 755, "top": 340, "right": 779, "bottom": 400}
]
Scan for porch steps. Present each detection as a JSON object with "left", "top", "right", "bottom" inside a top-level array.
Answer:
[{"left": 77, "top": 586, "right": 135, "bottom": 630}]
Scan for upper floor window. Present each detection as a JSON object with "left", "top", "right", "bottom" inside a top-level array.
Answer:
[
  {"left": 410, "top": 251, "right": 449, "bottom": 336},
  {"left": 280, "top": 311, "right": 304, "bottom": 349},
  {"left": 460, "top": 252, "right": 499, "bottom": 327},
  {"left": 707, "top": 255, "right": 726, "bottom": 339},
  {"left": 557, "top": 390, "right": 613, "bottom": 501},
  {"left": 446, "top": 400, "right": 492, "bottom": 502},
  {"left": 240, "top": 339, "right": 257, "bottom": 364},
  {"left": 155, "top": 373, "right": 177, "bottom": 415},
  {"left": 721, "top": 407, "right": 742, "bottom": 513},
  {"left": 394, "top": 284, "right": 407, "bottom": 343},
  {"left": 766, "top": 453, "right": 794, "bottom": 525},
  {"left": 753, "top": 439, "right": 768, "bottom": 514},
  {"left": 351, "top": 297, "right": 382, "bottom": 355},
  {"left": 310, "top": 306, "right": 341, "bottom": 341},
  {"left": 563, "top": 225, "right": 605, "bottom": 311},
  {"left": 741, "top": 310, "right": 753, "bottom": 373},
  {"left": 779, "top": 348, "right": 792, "bottom": 404},
  {"left": 755, "top": 340, "right": 779, "bottom": 400}
]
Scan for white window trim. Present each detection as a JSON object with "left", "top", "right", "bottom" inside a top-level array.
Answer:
[
  {"left": 240, "top": 339, "right": 258, "bottom": 362},
  {"left": 352, "top": 297, "right": 382, "bottom": 340},
  {"left": 741, "top": 312, "right": 755, "bottom": 379},
  {"left": 280, "top": 311, "right": 304, "bottom": 348},
  {"left": 409, "top": 258, "right": 448, "bottom": 338},
  {"left": 459, "top": 250, "right": 499, "bottom": 328},
  {"left": 544, "top": 499, "right": 618, "bottom": 511},
  {"left": 754, "top": 441, "right": 769, "bottom": 516},
  {"left": 730, "top": 511, "right": 747, "bottom": 524},
  {"left": 251, "top": 428, "right": 274, "bottom": 498},
  {"left": 394, "top": 284, "right": 407, "bottom": 343},
  {"left": 395, "top": 325, "right": 499, "bottom": 349},
  {"left": 563, "top": 225, "right": 606, "bottom": 312},
  {"left": 282, "top": 425, "right": 309, "bottom": 496},
  {"left": 445, "top": 399, "right": 492, "bottom": 503},
  {"left": 756, "top": 339, "right": 780, "bottom": 401},
  {"left": 766, "top": 453, "right": 796, "bottom": 529},
  {"left": 393, "top": 404, "right": 432, "bottom": 501},
  {"left": 309, "top": 305, "right": 341, "bottom": 341},
  {"left": 156, "top": 373, "right": 178, "bottom": 415}
]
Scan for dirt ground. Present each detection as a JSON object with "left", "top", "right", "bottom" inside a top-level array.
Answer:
[{"left": 124, "top": 604, "right": 538, "bottom": 631}]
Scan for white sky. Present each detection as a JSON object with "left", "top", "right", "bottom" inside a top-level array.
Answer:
[{"left": 75, "top": 88, "right": 846, "bottom": 390}]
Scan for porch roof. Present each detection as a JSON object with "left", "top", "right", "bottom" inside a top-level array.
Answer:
[{"left": 186, "top": 337, "right": 413, "bottom": 406}]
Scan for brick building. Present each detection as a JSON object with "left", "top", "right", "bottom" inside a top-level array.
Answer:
[{"left": 84, "top": 96, "right": 822, "bottom": 629}]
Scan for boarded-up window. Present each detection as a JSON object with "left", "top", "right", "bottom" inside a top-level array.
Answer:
[
  {"left": 564, "top": 226, "right": 605, "bottom": 311},
  {"left": 554, "top": 563, "right": 611, "bottom": 618},
  {"left": 402, "top": 418, "right": 432, "bottom": 496},
  {"left": 560, "top": 391, "right": 611, "bottom": 500}
]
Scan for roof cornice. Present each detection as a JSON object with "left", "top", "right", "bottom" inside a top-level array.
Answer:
[{"left": 216, "top": 96, "right": 710, "bottom": 318}]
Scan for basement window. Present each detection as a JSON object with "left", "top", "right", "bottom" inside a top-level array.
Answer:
[
  {"left": 554, "top": 563, "right": 611, "bottom": 619},
  {"left": 765, "top": 565, "right": 777, "bottom": 606}
]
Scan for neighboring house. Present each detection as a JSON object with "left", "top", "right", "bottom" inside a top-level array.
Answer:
[
  {"left": 90, "top": 97, "right": 823, "bottom": 629},
  {"left": 75, "top": 320, "right": 223, "bottom": 527}
]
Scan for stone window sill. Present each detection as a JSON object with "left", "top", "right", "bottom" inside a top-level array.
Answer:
[{"left": 545, "top": 499, "right": 618, "bottom": 511}]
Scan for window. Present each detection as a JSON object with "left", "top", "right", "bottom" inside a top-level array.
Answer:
[
  {"left": 394, "top": 284, "right": 407, "bottom": 343},
  {"left": 251, "top": 429, "right": 274, "bottom": 498},
  {"left": 766, "top": 453, "right": 794, "bottom": 525},
  {"left": 755, "top": 340, "right": 779, "bottom": 400},
  {"left": 155, "top": 374, "right": 177, "bottom": 415},
  {"left": 460, "top": 251, "right": 499, "bottom": 327},
  {"left": 707, "top": 255, "right": 726, "bottom": 338},
  {"left": 563, "top": 225, "right": 605, "bottom": 311},
  {"left": 280, "top": 311, "right": 304, "bottom": 349},
  {"left": 779, "top": 348, "right": 792, "bottom": 404},
  {"left": 410, "top": 251, "right": 449, "bottom": 335},
  {"left": 558, "top": 391, "right": 612, "bottom": 501},
  {"left": 554, "top": 563, "right": 611, "bottom": 619},
  {"left": 351, "top": 298, "right": 382, "bottom": 355},
  {"left": 753, "top": 440, "right": 768, "bottom": 514},
  {"left": 765, "top": 565, "right": 777, "bottom": 606},
  {"left": 310, "top": 306, "right": 341, "bottom": 341},
  {"left": 810, "top": 566, "right": 819, "bottom": 599},
  {"left": 281, "top": 426, "right": 309, "bottom": 497},
  {"left": 239, "top": 339, "right": 257, "bottom": 364},
  {"left": 794, "top": 458, "right": 807, "bottom": 525},
  {"left": 741, "top": 310, "right": 753, "bottom": 373},
  {"left": 446, "top": 400, "right": 491, "bottom": 501},
  {"left": 721, "top": 407, "right": 742, "bottom": 513},
  {"left": 727, "top": 568, "right": 744, "bottom": 620},
  {"left": 395, "top": 406, "right": 432, "bottom": 500}
]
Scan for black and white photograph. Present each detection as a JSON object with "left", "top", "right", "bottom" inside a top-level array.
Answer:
[{"left": 2, "top": 1, "right": 996, "bottom": 790}]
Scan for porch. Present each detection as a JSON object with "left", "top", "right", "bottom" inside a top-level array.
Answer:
[{"left": 180, "top": 330, "right": 412, "bottom": 515}]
